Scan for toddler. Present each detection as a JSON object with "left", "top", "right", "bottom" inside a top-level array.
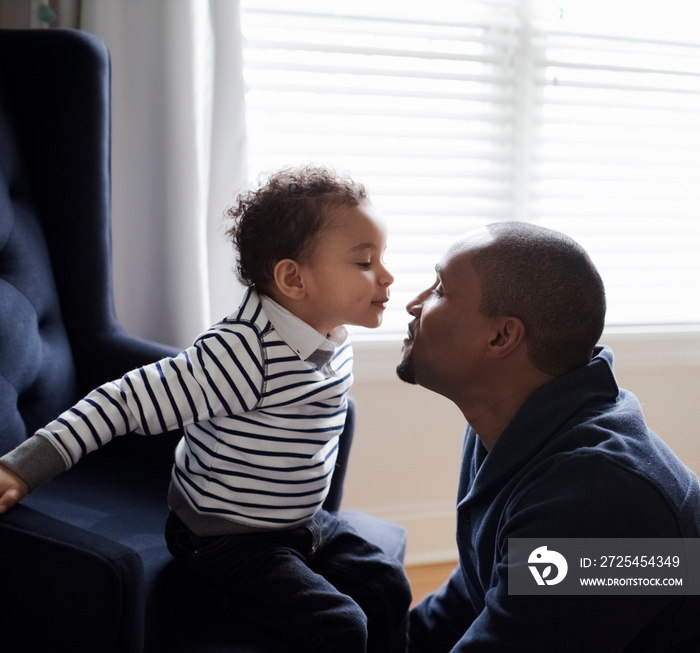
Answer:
[{"left": 0, "top": 166, "right": 411, "bottom": 653}]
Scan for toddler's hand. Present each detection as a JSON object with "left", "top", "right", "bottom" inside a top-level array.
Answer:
[{"left": 0, "top": 464, "right": 29, "bottom": 514}]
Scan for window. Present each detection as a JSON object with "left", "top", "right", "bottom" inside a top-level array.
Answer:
[{"left": 240, "top": 0, "right": 700, "bottom": 336}]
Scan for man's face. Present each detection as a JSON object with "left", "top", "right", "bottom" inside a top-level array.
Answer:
[{"left": 397, "top": 231, "right": 496, "bottom": 401}]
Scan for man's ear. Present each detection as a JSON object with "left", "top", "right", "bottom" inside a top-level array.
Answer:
[
  {"left": 486, "top": 317, "right": 525, "bottom": 358},
  {"left": 273, "top": 259, "right": 306, "bottom": 300}
]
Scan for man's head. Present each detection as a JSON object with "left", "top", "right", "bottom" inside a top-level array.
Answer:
[
  {"left": 472, "top": 221, "right": 606, "bottom": 376},
  {"left": 397, "top": 221, "right": 605, "bottom": 395}
]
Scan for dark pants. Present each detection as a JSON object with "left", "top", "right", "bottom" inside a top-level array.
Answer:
[{"left": 165, "top": 510, "right": 411, "bottom": 653}]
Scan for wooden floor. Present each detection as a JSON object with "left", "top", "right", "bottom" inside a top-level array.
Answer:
[{"left": 405, "top": 562, "right": 456, "bottom": 606}]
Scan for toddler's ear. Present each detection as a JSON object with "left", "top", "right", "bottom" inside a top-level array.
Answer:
[{"left": 273, "top": 259, "right": 306, "bottom": 300}]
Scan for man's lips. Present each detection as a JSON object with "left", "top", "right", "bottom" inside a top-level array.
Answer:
[{"left": 403, "top": 321, "right": 416, "bottom": 345}]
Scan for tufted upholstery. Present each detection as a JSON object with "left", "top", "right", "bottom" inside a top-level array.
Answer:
[
  {"left": 0, "top": 28, "right": 406, "bottom": 653},
  {"left": 0, "top": 63, "right": 77, "bottom": 451}
]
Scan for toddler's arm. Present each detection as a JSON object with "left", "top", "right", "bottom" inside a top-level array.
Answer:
[{"left": 0, "top": 321, "right": 265, "bottom": 507}]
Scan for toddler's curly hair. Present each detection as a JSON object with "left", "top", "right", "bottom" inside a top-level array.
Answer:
[{"left": 226, "top": 166, "right": 368, "bottom": 292}]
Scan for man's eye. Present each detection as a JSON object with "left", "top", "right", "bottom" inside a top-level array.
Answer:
[{"left": 433, "top": 285, "right": 444, "bottom": 297}]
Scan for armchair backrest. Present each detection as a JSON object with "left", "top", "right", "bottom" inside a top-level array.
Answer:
[{"left": 0, "top": 29, "right": 114, "bottom": 453}]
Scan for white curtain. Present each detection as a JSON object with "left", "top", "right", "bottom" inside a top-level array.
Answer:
[{"left": 81, "top": 0, "right": 247, "bottom": 348}]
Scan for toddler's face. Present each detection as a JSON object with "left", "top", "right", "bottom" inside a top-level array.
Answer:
[{"left": 300, "top": 203, "right": 394, "bottom": 335}]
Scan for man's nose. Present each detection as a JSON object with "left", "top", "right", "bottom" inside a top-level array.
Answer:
[{"left": 406, "top": 289, "right": 428, "bottom": 317}]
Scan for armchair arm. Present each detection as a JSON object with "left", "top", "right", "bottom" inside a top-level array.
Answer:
[
  {"left": 323, "top": 395, "right": 356, "bottom": 513},
  {"left": 0, "top": 504, "right": 146, "bottom": 653}
]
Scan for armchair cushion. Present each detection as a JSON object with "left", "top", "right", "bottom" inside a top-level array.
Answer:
[{"left": 19, "top": 438, "right": 406, "bottom": 652}]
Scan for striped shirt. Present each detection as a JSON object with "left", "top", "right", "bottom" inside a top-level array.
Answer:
[{"left": 35, "top": 288, "right": 354, "bottom": 531}]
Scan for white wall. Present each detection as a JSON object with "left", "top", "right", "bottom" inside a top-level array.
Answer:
[{"left": 343, "top": 331, "right": 700, "bottom": 565}]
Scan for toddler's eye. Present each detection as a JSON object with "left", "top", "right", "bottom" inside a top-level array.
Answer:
[{"left": 357, "top": 261, "right": 372, "bottom": 269}]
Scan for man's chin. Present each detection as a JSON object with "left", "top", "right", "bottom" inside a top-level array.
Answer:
[{"left": 396, "top": 354, "right": 416, "bottom": 385}]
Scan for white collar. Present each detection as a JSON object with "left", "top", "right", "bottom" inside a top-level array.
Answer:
[{"left": 259, "top": 294, "right": 347, "bottom": 363}]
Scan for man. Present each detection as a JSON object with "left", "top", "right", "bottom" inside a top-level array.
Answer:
[{"left": 398, "top": 221, "right": 700, "bottom": 652}]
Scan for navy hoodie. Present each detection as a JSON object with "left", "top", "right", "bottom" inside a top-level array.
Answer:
[{"left": 410, "top": 346, "right": 700, "bottom": 652}]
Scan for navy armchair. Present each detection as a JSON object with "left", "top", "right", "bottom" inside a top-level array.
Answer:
[{"left": 0, "top": 29, "right": 406, "bottom": 652}]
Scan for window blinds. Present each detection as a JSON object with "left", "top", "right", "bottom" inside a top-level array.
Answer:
[
  {"left": 528, "top": 0, "right": 700, "bottom": 326},
  {"left": 240, "top": 0, "right": 700, "bottom": 336}
]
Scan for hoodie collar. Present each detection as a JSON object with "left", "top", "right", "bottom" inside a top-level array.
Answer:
[{"left": 459, "top": 346, "right": 620, "bottom": 507}]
